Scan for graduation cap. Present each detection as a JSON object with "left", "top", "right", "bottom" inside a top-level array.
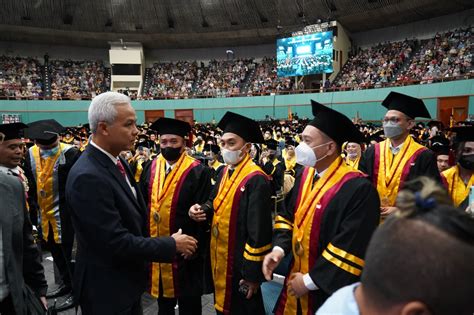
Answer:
[
  {"left": 382, "top": 92, "right": 431, "bottom": 119},
  {"left": 430, "top": 135, "right": 450, "bottom": 147},
  {"left": 285, "top": 136, "right": 297, "bottom": 147},
  {"left": 431, "top": 144, "right": 450, "bottom": 156},
  {"left": 204, "top": 143, "right": 220, "bottom": 154},
  {"left": 450, "top": 126, "right": 474, "bottom": 142},
  {"left": 427, "top": 120, "right": 443, "bottom": 128},
  {"left": 0, "top": 122, "right": 28, "bottom": 141},
  {"left": 26, "top": 119, "right": 64, "bottom": 145},
  {"left": 137, "top": 134, "right": 148, "bottom": 143},
  {"left": 266, "top": 139, "right": 279, "bottom": 150},
  {"left": 366, "top": 129, "right": 385, "bottom": 144},
  {"left": 308, "top": 100, "right": 364, "bottom": 146},
  {"left": 149, "top": 117, "right": 191, "bottom": 138},
  {"left": 217, "top": 111, "right": 265, "bottom": 143}
]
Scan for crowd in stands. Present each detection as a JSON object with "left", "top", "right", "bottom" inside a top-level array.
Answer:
[
  {"left": 0, "top": 56, "right": 43, "bottom": 99},
  {"left": 247, "top": 57, "right": 296, "bottom": 95},
  {"left": 396, "top": 28, "right": 473, "bottom": 84},
  {"left": 0, "top": 26, "right": 472, "bottom": 100},
  {"left": 335, "top": 39, "right": 415, "bottom": 90},
  {"left": 145, "top": 61, "right": 197, "bottom": 99},
  {"left": 49, "top": 59, "right": 109, "bottom": 100}
]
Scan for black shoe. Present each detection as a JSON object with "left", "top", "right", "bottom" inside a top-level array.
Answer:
[
  {"left": 46, "top": 284, "right": 70, "bottom": 298},
  {"left": 54, "top": 294, "right": 75, "bottom": 312}
]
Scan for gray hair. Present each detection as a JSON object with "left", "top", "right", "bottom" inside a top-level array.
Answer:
[{"left": 88, "top": 92, "right": 131, "bottom": 134}]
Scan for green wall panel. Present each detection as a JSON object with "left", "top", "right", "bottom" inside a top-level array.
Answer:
[{"left": 1, "top": 79, "right": 472, "bottom": 125}]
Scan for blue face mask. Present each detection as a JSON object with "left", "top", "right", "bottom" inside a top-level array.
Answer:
[{"left": 40, "top": 146, "right": 60, "bottom": 158}]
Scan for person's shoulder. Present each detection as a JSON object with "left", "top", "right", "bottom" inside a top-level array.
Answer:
[{"left": 316, "top": 282, "right": 361, "bottom": 315}]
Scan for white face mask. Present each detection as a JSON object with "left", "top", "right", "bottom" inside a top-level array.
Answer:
[
  {"left": 295, "top": 141, "right": 331, "bottom": 167},
  {"left": 221, "top": 143, "right": 248, "bottom": 165},
  {"left": 347, "top": 152, "right": 358, "bottom": 159}
]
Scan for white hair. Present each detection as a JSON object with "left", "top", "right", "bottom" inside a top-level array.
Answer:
[{"left": 88, "top": 92, "right": 131, "bottom": 134}]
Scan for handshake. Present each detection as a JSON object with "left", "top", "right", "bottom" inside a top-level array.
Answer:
[{"left": 171, "top": 228, "right": 198, "bottom": 258}]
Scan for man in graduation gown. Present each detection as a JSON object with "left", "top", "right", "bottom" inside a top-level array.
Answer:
[
  {"left": 359, "top": 92, "right": 440, "bottom": 219},
  {"left": 441, "top": 126, "right": 474, "bottom": 209},
  {"left": 203, "top": 143, "right": 225, "bottom": 185},
  {"left": 261, "top": 139, "right": 285, "bottom": 197},
  {"left": 344, "top": 142, "right": 362, "bottom": 170},
  {"left": 189, "top": 111, "right": 273, "bottom": 315},
  {"left": 0, "top": 123, "right": 31, "bottom": 194},
  {"left": 262, "top": 100, "right": 380, "bottom": 314},
  {"left": 140, "top": 117, "right": 212, "bottom": 315},
  {"left": 24, "top": 119, "right": 80, "bottom": 311}
]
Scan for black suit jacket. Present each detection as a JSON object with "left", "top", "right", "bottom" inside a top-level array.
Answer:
[
  {"left": 65, "top": 144, "right": 176, "bottom": 314},
  {"left": 0, "top": 172, "right": 47, "bottom": 315}
]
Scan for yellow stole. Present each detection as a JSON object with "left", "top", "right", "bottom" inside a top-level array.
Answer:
[
  {"left": 31, "top": 143, "right": 68, "bottom": 243},
  {"left": 210, "top": 159, "right": 224, "bottom": 171},
  {"left": 442, "top": 165, "right": 474, "bottom": 207},
  {"left": 134, "top": 159, "right": 145, "bottom": 182},
  {"left": 376, "top": 136, "right": 425, "bottom": 207},
  {"left": 283, "top": 157, "right": 359, "bottom": 314},
  {"left": 345, "top": 156, "right": 360, "bottom": 169},
  {"left": 210, "top": 154, "right": 265, "bottom": 313},
  {"left": 148, "top": 153, "right": 198, "bottom": 298}
]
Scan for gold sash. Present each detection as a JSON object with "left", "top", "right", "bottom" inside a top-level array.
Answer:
[
  {"left": 442, "top": 165, "right": 474, "bottom": 207},
  {"left": 210, "top": 154, "right": 264, "bottom": 313},
  {"left": 284, "top": 157, "right": 357, "bottom": 314},
  {"left": 377, "top": 137, "right": 423, "bottom": 207},
  {"left": 149, "top": 153, "right": 197, "bottom": 298},
  {"left": 31, "top": 143, "right": 69, "bottom": 243}
]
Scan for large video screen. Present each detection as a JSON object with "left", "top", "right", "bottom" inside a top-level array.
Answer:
[{"left": 276, "top": 31, "right": 333, "bottom": 77}]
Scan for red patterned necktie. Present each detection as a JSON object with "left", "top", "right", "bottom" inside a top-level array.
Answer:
[{"left": 116, "top": 159, "right": 127, "bottom": 179}]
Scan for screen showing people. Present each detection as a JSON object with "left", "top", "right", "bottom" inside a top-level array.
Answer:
[{"left": 276, "top": 31, "right": 333, "bottom": 77}]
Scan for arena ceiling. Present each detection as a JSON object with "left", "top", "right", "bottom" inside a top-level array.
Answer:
[{"left": 0, "top": 0, "right": 472, "bottom": 49}]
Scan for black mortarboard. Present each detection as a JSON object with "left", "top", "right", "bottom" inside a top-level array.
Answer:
[
  {"left": 204, "top": 143, "right": 220, "bottom": 154},
  {"left": 26, "top": 119, "right": 64, "bottom": 145},
  {"left": 451, "top": 126, "right": 474, "bottom": 142},
  {"left": 0, "top": 123, "right": 28, "bottom": 141},
  {"left": 382, "top": 92, "right": 431, "bottom": 119},
  {"left": 149, "top": 117, "right": 191, "bottom": 137},
  {"left": 217, "top": 112, "right": 265, "bottom": 143},
  {"left": 137, "top": 134, "right": 148, "bottom": 142},
  {"left": 266, "top": 139, "right": 278, "bottom": 150},
  {"left": 366, "top": 130, "right": 385, "bottom": 144},
  {"left": 431, "top": 144, "right": 450, "bottom": 156},
  {"left": 430, "top": 135, "right": 450, "bottom": 147},
  {"left": 285, "top": 136, "right": 297, "bottom": 147},
  {"left": 308, "top": 100, "right": 364, "bottom": 146}
]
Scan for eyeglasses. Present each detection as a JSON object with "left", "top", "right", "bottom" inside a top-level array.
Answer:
[{"left": 382, "top": 117, "right": 402, "bottom": 124}]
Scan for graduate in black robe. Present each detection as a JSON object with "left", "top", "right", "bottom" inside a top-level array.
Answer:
[
  {"left": 262, "top": 100, "right": 380, "bottom": 314},
  {"left": 140, "top": 118, "right": 212, "bottom": 315},
  {"left": 189, "top": 112, "right": 273, "bottom": 315}
]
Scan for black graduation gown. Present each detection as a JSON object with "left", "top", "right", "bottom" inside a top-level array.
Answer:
[
  {"left": 359, "top": 144, "right": 441, "bottom": 185},
  {"left": 273, "top": 166, "right": 380, "bottom": 311},
  {"left": 140, "top": 157, "right": 212, "bottom": 297},
  {"left": 262, "top": 158, "right": 286, "bottom": 195},
  {"left": 203, "top": 168, "right": 273, "bottom": 315},
  {"left": 24, "top": 146, "right": 80, "bottom": 244}
]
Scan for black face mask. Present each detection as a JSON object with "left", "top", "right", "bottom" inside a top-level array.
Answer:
[
  {"left": 459, "top": 154, "right": 474, "bottom": 171},
  {"left": 161, "top": 147, "right": 182, "bottom": 161}
]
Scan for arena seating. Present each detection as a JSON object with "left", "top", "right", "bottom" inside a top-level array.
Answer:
[{"left": 0, "top": 27, "right": 472, "bottom": 100}]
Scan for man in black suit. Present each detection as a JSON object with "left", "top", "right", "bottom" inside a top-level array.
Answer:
[
  {"left": 0, "top": 124, "right": 48, "bottom": 314},
  {"left": 66, "top": 92, "right": 198, "bottom": 314}
]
